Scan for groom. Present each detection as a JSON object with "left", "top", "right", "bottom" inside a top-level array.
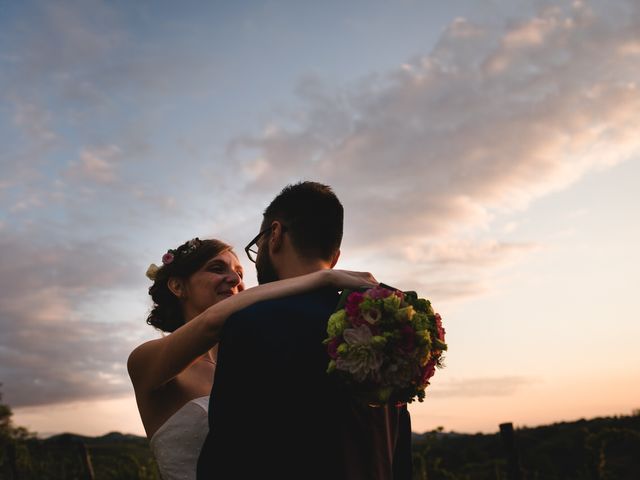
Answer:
[{"left": 197, "top": 181, "right": 412, "bottom": 479}]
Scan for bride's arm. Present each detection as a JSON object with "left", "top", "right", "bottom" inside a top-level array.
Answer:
[{"left": 127, "top": 269, "right": 376, "bottom": 392}]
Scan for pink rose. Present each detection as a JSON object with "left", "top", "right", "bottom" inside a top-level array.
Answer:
[{"left": 162, "top": 252, "right": 174, "bottom": 265}]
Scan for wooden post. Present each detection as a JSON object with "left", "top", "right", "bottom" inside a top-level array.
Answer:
[
  {"left": 499, "top": 422, "right": 522, "bottom": 480},
  {"left": 77, "top": 442, "right": 95, "bottom": 480}
]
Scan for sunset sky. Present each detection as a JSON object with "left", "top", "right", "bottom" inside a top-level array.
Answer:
[{"left": 1, "top": 0, "right": 639, "bottom": 437}]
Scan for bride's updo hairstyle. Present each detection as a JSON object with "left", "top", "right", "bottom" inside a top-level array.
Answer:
[{"left": 146, "top": 238, "right": 233, "bottom": 333}]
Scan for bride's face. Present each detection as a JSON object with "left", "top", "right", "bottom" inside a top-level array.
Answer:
[{"left": 182, "top": 250, "right": 244, "bottom": 318}]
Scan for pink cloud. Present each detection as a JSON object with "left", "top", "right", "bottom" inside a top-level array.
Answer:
[
  {"left": 232, "top": 0, "right": 640, "bottom": 251},
  {"left": 0, "top": 231, "right": 142, "bottom": 407},
  {"left": 67, "top": 145, "right": 121, "bottom": 184}
]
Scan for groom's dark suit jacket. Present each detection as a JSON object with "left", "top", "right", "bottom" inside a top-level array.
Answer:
[{"left": 197, "top": 287, "right": 412, "bottom": 480}]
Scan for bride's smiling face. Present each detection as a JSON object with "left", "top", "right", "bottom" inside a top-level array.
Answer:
[{"left": 181, "top": 250, "right": 244, "bottom": 318}]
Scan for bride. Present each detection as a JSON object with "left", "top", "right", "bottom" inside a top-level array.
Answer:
[{"left": 127, "top": 237, "right": 376, "bottom": 480}]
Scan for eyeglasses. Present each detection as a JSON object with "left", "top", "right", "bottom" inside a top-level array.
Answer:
[{"left": 244, "top": 224, "right": 287, "bottom": 263}]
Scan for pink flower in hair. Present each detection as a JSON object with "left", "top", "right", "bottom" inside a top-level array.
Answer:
[{"left": 162, "top": 252, "right": 175, "bottom": 265}]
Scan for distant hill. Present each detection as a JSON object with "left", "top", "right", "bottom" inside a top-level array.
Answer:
[
  {"left": 45, "top": 431, "right": 148, "bottom": 445},
  {"left": 3, "top": 413, "right": 639, "bottom": 479}
]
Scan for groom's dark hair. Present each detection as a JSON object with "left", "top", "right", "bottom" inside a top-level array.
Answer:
[{"left": 263, "top": 181, "right": 343, "bottom": 261}]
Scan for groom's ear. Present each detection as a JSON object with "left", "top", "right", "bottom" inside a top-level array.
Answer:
[
  {"left": 269, "top": 220, "right": 285, "bottom": 253},
  {"left": 330, "top": 249, "right": 340, "bottom": 268}
]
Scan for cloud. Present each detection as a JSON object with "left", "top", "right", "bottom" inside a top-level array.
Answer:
[
  {"left": 1, "top": 0, "right": 225, "bottom": 111},
  {"left": 0, "top": 1, "right": 233, "bottom": 229},
  {"left": 12, "top": 99, "right": 57, "bottom": 144},
  {"left": 0, "top": 229, "right": 145, "bottom": 407},
  {"left": 427, "top": 376, "right": 533, "bottom": 398},
  {"left": 0, "top": 288, "right": 132, "bottom": 407},
  {"left": 67, "top": 145, "right": 122, "bottom": 184},
  {"left": 329, "top": 239, "right": 522, "bottom": 303},
  {"left": 3, "top": 0, "right": 124, "bottom": 88},
  {"left": 398, "top": 241, "right": 539, "bottom": 267},
  {"left": 1, "top": 97, "right": 58, "bottom": 197},
  {"left": 368, "top": 240, "right": 539, "bottom": 302},
  {"left": 231, "top": 0, "right": 640, "bottom": 252},
  {"left": 2, "top": 0, "right": 639, "bottom": 413},
  {"left": 211, "top": 0, "right": 640, "bottom": 304}
]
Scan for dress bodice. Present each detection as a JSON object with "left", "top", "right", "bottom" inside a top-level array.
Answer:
[{"left": 149, "top": 396, "right": 210, "bottom": 480}]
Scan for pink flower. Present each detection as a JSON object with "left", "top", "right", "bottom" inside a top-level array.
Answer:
[
  {"left": 399, "top": 324, "right": 416, "bottom": 353},
  {"left": 367, "top": 286, "right": 394, "bottom": 300},
  {"left": 345, "top": 291, "right": 364, "bottom": 318},
  {"left": 421, "top": 359, "right": 437, "bottom": 384},
  {"left": 327, "top": 337, "right": 341, "bottom": 359},
  {"left": 162, "top": 252, "right": 174, "bottom": 265},
  {"left": 435, "top": 313, "right": 445, "bottom": 342}
]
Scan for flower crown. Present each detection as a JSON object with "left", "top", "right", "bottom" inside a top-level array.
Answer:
[{"left": 145, "top": 238, "right": 202, "bottom": 281}]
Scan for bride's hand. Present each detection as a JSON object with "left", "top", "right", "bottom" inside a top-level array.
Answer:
[{"left": 323, "top": 269, "right": 378, "bottom": 289}]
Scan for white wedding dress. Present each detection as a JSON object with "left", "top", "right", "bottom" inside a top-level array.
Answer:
[{"left": 149, "top": 395, "right": 210, "bottom": 480}]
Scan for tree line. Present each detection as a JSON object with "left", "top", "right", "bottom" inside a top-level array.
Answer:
[
  {"left": 2, "top": 385, "right": 640, "bottom": 479},
  {"left": 412, "top": 411, "right": 640, "bottom": 479}
]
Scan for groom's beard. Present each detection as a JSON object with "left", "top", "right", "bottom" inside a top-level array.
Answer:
[{"left": 256, "top": 248, "right": 279, "bottom": 285}]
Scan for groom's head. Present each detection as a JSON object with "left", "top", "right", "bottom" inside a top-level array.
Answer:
[{"left": 251, "top": 181, "right": 343, "bottom": 284}]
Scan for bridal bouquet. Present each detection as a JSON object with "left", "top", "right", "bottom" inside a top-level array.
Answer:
[{"left": 324, "top": 285, "right": 446, "bottom": 406}]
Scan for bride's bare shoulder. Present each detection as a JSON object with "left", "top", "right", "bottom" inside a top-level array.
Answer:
[{"left": 127, "top": 338, "right": 162, "bottom": 381}]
